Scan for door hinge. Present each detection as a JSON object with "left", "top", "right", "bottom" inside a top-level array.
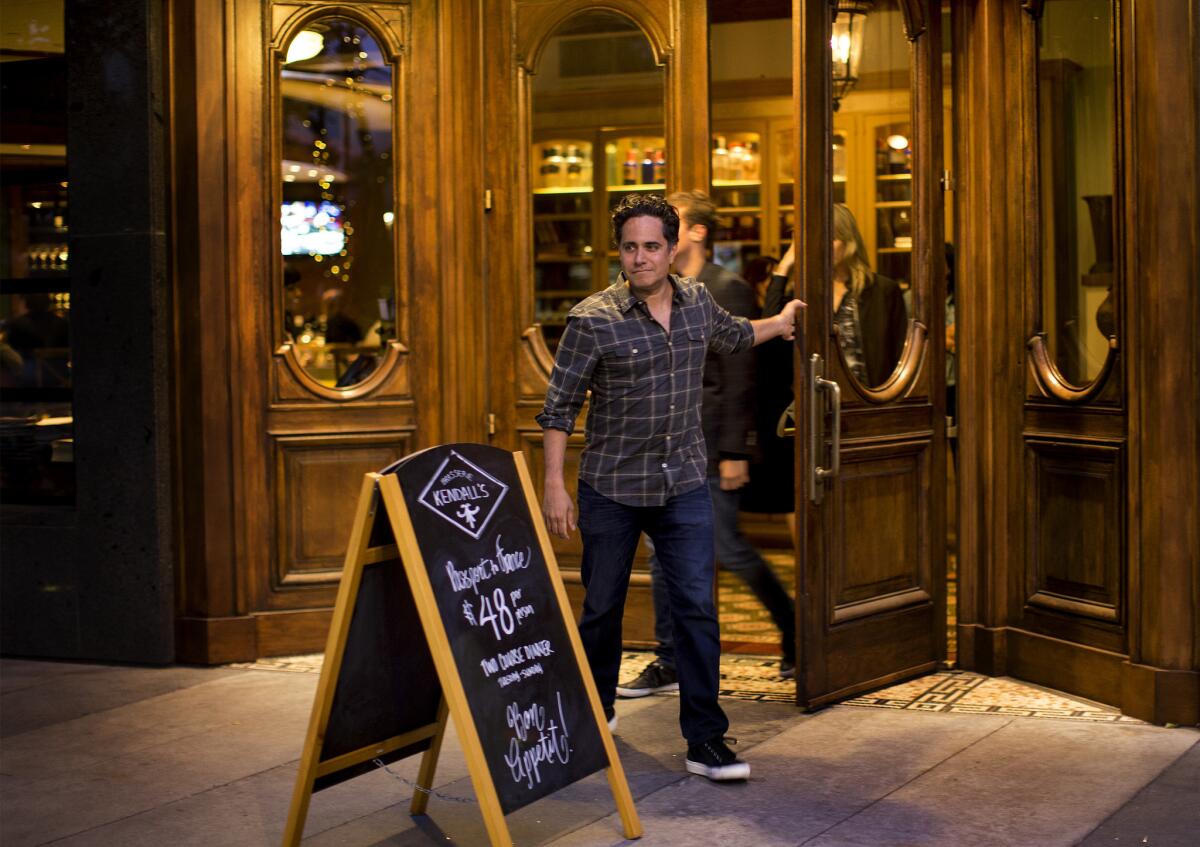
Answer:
[
  {"left": 941, "top": 169, "right": 955, "bottom": 192},
  {"left": 484, "top": 188, "right": 494, "bottom": 212},
  {"left": 487, "top": 413, "right": 496, "bottom": 436}
]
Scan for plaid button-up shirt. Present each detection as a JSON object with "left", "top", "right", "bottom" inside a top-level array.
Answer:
[{"left": 536, "top": 274, "right": 754, "bottom": 506}]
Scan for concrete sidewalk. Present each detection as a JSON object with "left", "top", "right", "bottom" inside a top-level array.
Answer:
[{"left": 1, "top": 658, "right": 1196, "bottom": 846}]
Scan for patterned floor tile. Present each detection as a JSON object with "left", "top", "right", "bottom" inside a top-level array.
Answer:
[{"left": 232, "top": 654, "right": 1140, "bottom": 723}]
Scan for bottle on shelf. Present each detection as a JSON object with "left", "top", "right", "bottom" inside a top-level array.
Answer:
[
  {"left": 875, "top": 139, "right": 888, "bottom": 177},
  {"left": 605, "top": 142, "right": 619, "bottom": 187},
  {"left": 728, "top": 139, "right": 746, "bottom": 181},
  {"left": 743, "top": 141, "right": 760, "bottom": 181},
  {"left": 641, "top": 146, "right": 655, "bottom": 185},
  {"left": 712, "top": 135, "right": 729, "bottom": 182},
  {"left": 623, "top": 145, "right": 640, "bottom": 185}
]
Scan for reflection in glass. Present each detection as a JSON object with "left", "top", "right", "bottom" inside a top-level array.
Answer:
[
  {"left": 832, "top": 203, "right": 907, "bottom": 387},
  {"left": 530, "top": 11, "right": 664, "bottom": 350},
  {"left": 835, "top": 0, "right": 911, "bottom": 389},
  {"left": 280, "top": 18, "right": 395, "bottom": 389},
  {"left": 1037, "top": 0, "right": 1115, "bottom": 386},
  {"left": 0, "top": 0, "right": 74, "bottom": 505}
]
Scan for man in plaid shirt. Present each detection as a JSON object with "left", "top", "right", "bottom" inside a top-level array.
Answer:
[{"left": 536, "top": 194, "right": 804, "bottom": 781}]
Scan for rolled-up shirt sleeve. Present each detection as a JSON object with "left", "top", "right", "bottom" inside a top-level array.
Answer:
[
  {"left": 535, "top": 315, "right": 598, "bottom": 434},
  {"left": 705, "top": 292, "right": 755, "bottom": 355}
]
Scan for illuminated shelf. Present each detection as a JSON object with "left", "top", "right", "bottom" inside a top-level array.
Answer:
[
  {"left": 878, "top": 246, "right": 912, "bottom": 254},
  {"left": 876, "top": 173, "right": 912, "bottom": 181},
  {"left": 533, "top": 186, "right": 591, "bottom": 195},
  {"left": 606, "top": 183, "right": 666, "bottom": 191},
  {"left": 717, "top": 206, "right": 762, "bottom": 214},
  {"left": 875, "top": 200, "right": 912, "bottom": 209},
  {"left": 712, "top": 178, "right": 762, "bottom": 188}
]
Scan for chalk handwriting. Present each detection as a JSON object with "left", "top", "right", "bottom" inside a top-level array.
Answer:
[{"left": 504, "top": 691, "right": 573, "bottom": 788}]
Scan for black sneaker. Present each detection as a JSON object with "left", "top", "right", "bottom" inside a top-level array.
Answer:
[
  {"left": 685, "top": 737, "right": 750, "bottom": 781},
  {"left": 616, "top": 660, "right": 679, "bottom": 698},
  {"left": 779, "top": 659, "right": 795, "bottom": 681},
  {"left": 603, "top": 705, "right": 618, "bottom": 732}
]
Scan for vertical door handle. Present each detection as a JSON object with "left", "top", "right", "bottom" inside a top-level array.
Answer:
[{"left": 809, "top": 354, "right": 842, "bottom": 504}]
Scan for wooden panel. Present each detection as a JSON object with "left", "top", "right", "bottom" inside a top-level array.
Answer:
[
  {"left": 1006, "top": 627, "right": 1123, "bottom": 708},
  {"left": 272, "top": 432, "right": 413, "bottom": 590},
  {"left": 830, "top": 439, "right": 931, "bottom": 622},
  {"left": 1024, "top": 438, "right": 1123, "bottom": 624},
  {"left": 255, "top": 607, "right": 335, "bottom": 658},
  {"left": 269, "top": 344, "right": 413, "bottom": 406}
]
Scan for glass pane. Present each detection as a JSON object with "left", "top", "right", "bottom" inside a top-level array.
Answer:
[
  {"left": 530, "top": 11, "right": 664, "bottom": 350},
  {"left": 0, "top": 0, "right": 73, "bottom": 506},
  {"left": 1038, "top": 0, "right": 1115, "bottom": 386},
  {"left": 280, "top": 19, "right": 394, "bottom": 389},
  {"left": 835, "top": 0, "right": 912, "bottom": 389},
  {"left": 711, "top": 131, "right": 763, "bottom": 274}
]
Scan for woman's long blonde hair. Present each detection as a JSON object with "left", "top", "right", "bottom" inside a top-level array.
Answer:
[{"left": 833, "top": 203, "right": 873, "bottom": 297}]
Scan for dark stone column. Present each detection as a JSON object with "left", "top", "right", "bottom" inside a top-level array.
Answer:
[{"left": 64, "top": 0, "right": 173, "bottom": 662}]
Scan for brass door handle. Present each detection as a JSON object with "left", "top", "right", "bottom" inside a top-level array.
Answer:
[{"left": 809, "top": 354, "right": 841, "bottom": 504}]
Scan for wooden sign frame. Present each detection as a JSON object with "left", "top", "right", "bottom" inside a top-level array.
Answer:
[{"left": 282, "top": 451, "right": 640, "bottom": 846}]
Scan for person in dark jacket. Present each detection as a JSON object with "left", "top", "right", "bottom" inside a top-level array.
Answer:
[
  {"left": 617, "top": 191, "right": 797, "bottom": 698},
  {"left": 832, "top": 203, "right": 907, "bottom": 386}
]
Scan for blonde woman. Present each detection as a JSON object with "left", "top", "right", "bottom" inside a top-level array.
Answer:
[{"left": 832, "top": 203, "right": 907, "bottom": 385}]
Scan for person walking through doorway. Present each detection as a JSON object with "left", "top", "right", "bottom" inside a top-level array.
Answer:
[
  {"left": 616, "top": 191, "right": 797, "bottom": 704},
  {"left": 537, "top": 193, "right": 804, "bottom": 782}
]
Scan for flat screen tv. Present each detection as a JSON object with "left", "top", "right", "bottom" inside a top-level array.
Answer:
[{"left": 281, "top": 200, "right": 345, "bottom": 256}]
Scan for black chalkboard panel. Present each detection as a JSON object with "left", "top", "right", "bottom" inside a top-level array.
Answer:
[
  {"left": 391, "top": 444, "right": 608, "bottom": 814},
  {"left": 315, "top": 515, "right": 442, "bottom": 791}
]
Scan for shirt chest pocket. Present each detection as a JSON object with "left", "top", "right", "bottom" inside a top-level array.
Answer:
[{"left": 595, "top": 339, "right": 648, "bottom": 390}]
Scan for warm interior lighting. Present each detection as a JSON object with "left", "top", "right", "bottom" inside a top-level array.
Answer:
[
  {"left": 831, "top": 1, "right": 874, "bottom": 112},
  {"left": 887, "top": 134, "right": 909, "bottom": 150},
  {"left": 286, "top": 30, "right": 324, "bottom": 65}
]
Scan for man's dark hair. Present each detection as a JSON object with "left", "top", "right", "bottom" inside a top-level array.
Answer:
[{"left": 611, "top": 193, "right": 679, "bottom": 247}]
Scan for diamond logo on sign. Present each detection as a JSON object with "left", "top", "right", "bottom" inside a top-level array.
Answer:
[{"left": 417, "top": 450, "right": 510, "bottom": 539}]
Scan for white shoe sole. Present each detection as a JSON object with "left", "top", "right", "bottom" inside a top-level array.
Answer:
[
  {"left": 615, "top": 682, "right": 679, "bottom": 698},
  {"left": 685, "top": 758, "right": 750, "bottom": 781},
  {"left": 607, "top": 713, "right": 618, "bottom": 732}
]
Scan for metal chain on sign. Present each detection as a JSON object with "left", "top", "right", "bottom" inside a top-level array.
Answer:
[{"left": 371, "top": 758, "right": 477, "bottom": 804}]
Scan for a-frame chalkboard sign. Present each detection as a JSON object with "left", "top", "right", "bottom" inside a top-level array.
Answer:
[{"left": 282, "top": 444, "right": 640, "bottom": 846}]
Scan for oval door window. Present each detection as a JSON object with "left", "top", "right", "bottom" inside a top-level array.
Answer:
[
  {"left": 832, "top": 0, "right": 914, "bottom": 392},
  {"left": 279, "top": 18, "right": 396, "bottom": 389},
  {"left": 529, "top": 10, "right": 665, "bottom": 352},
  {"left": 1035, "top": 0, "right": 1117, "bottom": 390}
]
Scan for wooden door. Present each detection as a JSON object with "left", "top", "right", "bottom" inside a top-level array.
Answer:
[
  {"left": 793, "top": 0, "right": 948, "bottom": 708},
  {"left": 173, "top": 0, "right": 486, "bottom": 662}
]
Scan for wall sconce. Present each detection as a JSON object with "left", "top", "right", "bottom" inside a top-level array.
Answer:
[{"left": 831, "top": 1, "right": 874, "bottom": 112}]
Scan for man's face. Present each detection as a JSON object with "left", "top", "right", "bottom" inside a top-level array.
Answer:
[{"left": 618, "top": 214, "right": 678, "bottom": 297}]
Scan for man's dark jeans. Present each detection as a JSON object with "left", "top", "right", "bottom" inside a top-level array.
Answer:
[
  {"left": 650, "top": 476, "right": 796, "bottom": 669},
  {"left": 576, "top": 479, "right": 728, "bottom": 745}
]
